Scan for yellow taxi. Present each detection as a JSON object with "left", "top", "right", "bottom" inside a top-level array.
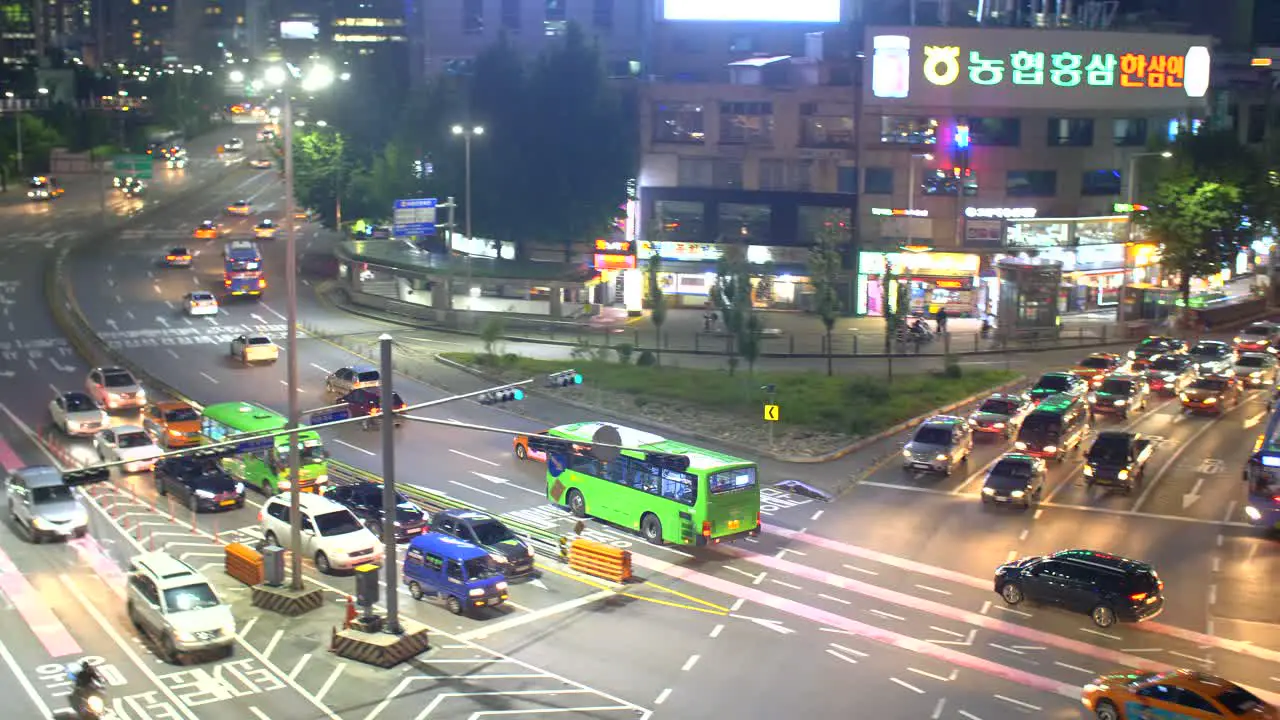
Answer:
[
  {"left": 1082, "top": 669, "right": 1276, "bottom": 719},
  {"left": 193, "top": 220, "right": 223, "bottom": 240},
  {"left": 1072, "top": 352, "right": 1125, "bottom": 387},
  {"left": 226, "top": 200, "right": 252, "bottom": 215},
  {"left": 253, "top": 219, "right": 277, "bottom": 238},
  {"left": 141, "top": 401, "right": 203, "bottom": 449}
]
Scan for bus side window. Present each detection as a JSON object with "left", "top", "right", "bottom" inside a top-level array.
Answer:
[
  {"left": 631, "top": 462, "right": 659, "bottom": 495},
  {"left": 570, "top": 453, "right": 601, "bottom": 477},
  {"left": 605, "top": 456, "right": 629, "bottom": 486},
  {"left": 660, "top": 470, "right": 695, "bottom": 505}
]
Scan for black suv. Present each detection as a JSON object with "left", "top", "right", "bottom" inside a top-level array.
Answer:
[
  {"left": 431, "top": 509, "right": 536, "bottom": 578},
  {"left": 994, "top": 549, "right": 1164, "bottom": 628},
  {"left": 1084, "top": 431, "right": 1154, "bottom": 493},
  {"left": 154, "top": 454, "right": 244, "bottom": 512},
  {"left": 324, "top": 481, "right": 428, "bottom": 542}
]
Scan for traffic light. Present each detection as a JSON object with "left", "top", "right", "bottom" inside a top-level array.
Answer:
[
  {"left": 479, "top": 388, "right": 524, "bottom": 405},
  {"left": 547, "top": 370, "right": 583, "bottom": 388},
  {"left": 645, "top": 452, "right": 691, "bottom": 473}
]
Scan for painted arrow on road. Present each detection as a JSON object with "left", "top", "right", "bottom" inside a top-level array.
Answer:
[
  {"left": 155, "top": 316, "right": 170, "bottom": 327},
  {"left": 473, "top": 471, "right": 543, "bottom": 496},
  {"left": 730, "top": 613, "right": 796, "bottom": 635},
  {"left": 0, "top": 370, "right": 15, "bottom": 379},
  {"left": 104, "top": 319, "right": 118, "bottom": 329},
  {"left": 48, "top": 358, "right": 75, "bottom": 373},
  {"left": 1182, "top": 477, "right": 1205, "bottom": 510},
  {"left": 250, "top": 313, "right": 268, "bottom": 325}
]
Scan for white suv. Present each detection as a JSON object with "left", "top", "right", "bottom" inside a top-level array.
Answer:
[
  {"left": 125, "top": 552, "right": 236, "bottom": 662},
  {"left": 260, "top": 493, "right": 382, "bottom": 574}
]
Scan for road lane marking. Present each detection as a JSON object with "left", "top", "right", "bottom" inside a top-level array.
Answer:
[
  {"left": 1080, "top": 628, "right": 1123, "bottom": 641},
  {"left": 448, "top": 480, "right": 505, "bottom": 499},
  {"left": 0, "top": 542, "right": 82, "bottom": 657},
  {"left": 890, "top": 677, "right": 925, "bottom": 694},
  {"left": 869, "top": 609, "right": 905, "bottom": 621},
  {"left": 909, "top": 667, "right": 956, "bottom": 682},
  {"left": 654, "top": 688, "right": 672, "bottom": 705},
  {"left": 314, "top": 664, "right": 345, "bottom": 702},
  {"left": 819, "top": 593, "right": 851, "bottom": 605},
  {"left": 915, "top": 584, "right": 952, "bottom": 596},
  {"left": 248, "top": 708, "right": 271, "bottom": 720},
  {"left": 199, "top": 372, "right": 219, "bottom": 384},
  {"left": 0, "top": 635, "right": 54, "bottom": 719},
  {"left": 958, "top": 711, "right": 984, "bottom": 720},
  {"left": 989, "top": 643, "right": 1024, "bottom": 655},
  {"left": 841, "top": 564, "right": 878, "bottom": 576},
  {"left": 770, "top": 579, "right": 802, "bottom": 590},
  {"left": 1134, "top": 405, "right": 1234, "bottom": 511},
  {"left": 1055, "top": 661, "right": 1094, "bottom": 674},
  {"left": 1170, "top": 651, "right": 1214, "bottom": 664},
  {"left": 995, "top": 694, "right": 1041, "bottom": 711},
  {"left": 448, "top": 448, "right": 499, "bottom": 466},
  {"left": 309, "top": 363, "right": 329, "bottom": 373},
  {"left": 825, "top": 648, "right": 859, "bottom": 665},
  {"left": 332, "top": 438, "right": 375, "bottom": 456},
  {"left": 709, "top": 624, "right": 723, "bottom": 638},
  {"left": 457, "top": 589, "right": 616, "bottom": 642},
  {"left": 930, "top": 698, "right": 947, "bottom": 719},
  {"left": 811, "top": 510, "right": 824, "bottom": 521},
  {"left": 681, "top": 654, "right": 700, "bottom": 671},
  {"left": 262, "top": 629, "right": 284, "bottom": 658}
]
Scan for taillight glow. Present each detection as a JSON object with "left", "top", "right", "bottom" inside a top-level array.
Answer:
[
  {"left": 1129, "top": 592, "right": 1147, "bottom": 602},
  {"left": 701, "top": 521, "right": 711, "bottom": 538}
]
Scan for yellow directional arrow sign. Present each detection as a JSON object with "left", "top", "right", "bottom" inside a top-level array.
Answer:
[{"left": 763, "top": 404, "right": 779, "bottom": 422}]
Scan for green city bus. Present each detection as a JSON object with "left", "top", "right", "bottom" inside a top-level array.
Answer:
[
  {"left": 200, "top": 401, "right": 329, "bottom": 494},
  {"left": 543, "top": 422, "right": 760, "bottom": 546}
]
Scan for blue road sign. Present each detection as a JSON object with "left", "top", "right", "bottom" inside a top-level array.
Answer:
[
  {"left": 393, "top": 197, "right": 437, "bottom": 237},
  {"left": 233, "top": 436, "right": 276, "bottom": 454},
  {"left": 308, "top": 408, "right": 351, "bottom": 426},
  {"left": 548, "top": 453, "right": 567, "bottom": 478}
]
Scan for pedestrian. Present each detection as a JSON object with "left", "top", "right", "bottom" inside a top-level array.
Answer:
[{"left": 934, "top": 307, "right": 948, "bottom": 334}]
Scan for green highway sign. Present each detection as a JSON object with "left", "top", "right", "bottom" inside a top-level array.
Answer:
[{"left": 113, "top": 154, "right": 153, "bottom": 179}]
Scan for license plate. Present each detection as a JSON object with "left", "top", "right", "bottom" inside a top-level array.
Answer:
[
  {"left": 485, "top": 597, "right": 501, "bottom": 606},
  {"left": 728, "top": 520, "right": 740, "bottom": 530},
  {"left": 994, "top": 496, "right": 1010, "bottom": 502},
  {"left": 220, "top": 499, "right": 236, "bottom": 506},
  {"left": 913, "top": 463, "right": 933, "bottom": 470}
]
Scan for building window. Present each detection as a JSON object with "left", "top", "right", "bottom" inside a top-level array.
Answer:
[
  {"left": 652, "top": 102, "right": 705, "bottom": 144},
  {"left": 728, "top": 34, "right": 758, "bottom": 53},
  {"left": 463, "top": 0, "right": 484, "bottom": 34},
  {"left": 1006, "top": 170, "right": 1057, "bottom": 197},
  {"left": 800, "top": 116, "right": 854, "bottom": 148},
  {"left": 654, "top": 200, "right": 703, "bottom": 242},
  {"left": 759, "top": 159, "right": 786, "bottom": 190},
  {"left": 720, "top": 204, "right": 771, "bottom": 243},
  {"left": 792, "top": 160, "right": 813, "bottom": 191},
  {"left": 714, "top": 159, "right": 743, "bottom": 188},
  {"left": 963, "top": 117, "right": 1021, "bottom": 146},
  {"left": 501, "top": 0, "right": 520, "bottom": 30},
  {"left": 864, "top": 167, "right": 893, "bottom": 195},
  {"left": 592, "top": 0, "right": 612, "bottom": 29},
  {"left": 836, "top": 166, "right": 858, "bottom": 194},
  {"left": 880, "top": 115, "right": 938, "bottom": 144},
  {"left": 678, "top": 157, "right": 714, "bottom": 187},
  {"left": 1113, "top": 118, "right": 1148, "bottom": 147},
  {"left": 719, "top": 102, "right": 773, "bottom": 145},
  {"left": 1047, "top": 118, "right": 1093, "bottom": 147},
  {"left": 1081, "top": 169, "right": 1122, "bottom": 196},
  {"left": 544, "top": 0, "right": 566, "bottom": 34}
]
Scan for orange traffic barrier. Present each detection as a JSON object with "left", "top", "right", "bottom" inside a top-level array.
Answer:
[
  {"left": 566, "top": 538, "right": 632, "bottom": 583},
  {"left": 225, "top": 542, "right": 264, "bottom": 586}
]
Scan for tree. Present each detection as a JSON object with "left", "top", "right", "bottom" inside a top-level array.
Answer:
[
  {"left": 465, "top": 36, "right": 531, "bottom": 254},
  {"left": 646, "top": 253, "right": 667, "bottom": 364},
  {"left": 808, "top": 210, "right": 847, "bottom": 376},
  {"left": 291, "top": 129, "right": 348, "bottom": 228},
  {"left": 1136, "top": 178, "right": 1246, "bottom": 326},
  {"left": 711, "top": 242, "right": 761, "bottom": 376}
]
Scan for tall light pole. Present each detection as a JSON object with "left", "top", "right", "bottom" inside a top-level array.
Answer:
[
  {"left": 452, "top": 125, "right": 483, "bottom": 294},
  {"left": 262, "top": 61, "right": 336, "bottom": 591},
  {"left": 1119, "top": 150, "right": 1173, "bottom": 324},
  {"left": 6, "top": 92, "right": 21, "bottom": 177}
]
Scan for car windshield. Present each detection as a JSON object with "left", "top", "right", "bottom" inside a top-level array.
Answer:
[
  {"left": 1098, "top": 379, "right": 1133, "bottom": 395},
  {"left": 356, "top": 371, "right": 380, "bottom": 383},
  {"left": 63, "top": 394, "right": 95, "bottom": 411},
  {"left": 1191, "top": 378, "right": 1228, "bottom": 391},
  {"left": 31, "top": 485, "right": 73, "bottom": 504},
  {"left": 200, "top": 221, "right": 214, "bottom": 228},
  {"left": 103, "top": 373, "right": 134, "bottom": 387},
  {"left": 1080, "top": 357, "right": 1112, "bottom": 369},
  {"left": 978, "top": 399, "right": 1016, "bottom": 415},
  {"left": 1020, "top": 414, "right": 1061, "bottom": 439},
  {"left": 192, "top": 293, "right": 214, "bottom": 302},
  {"left": 162, "top": 582, "right": 221, "bottom": 612},
  {"left": 1216, "top": 686, "right": 1265, "bottom": 715},
  {"left": 990, "top": 460, "right": 1034, "bottom": 480},
  {"left": 1237, "top": 356, "right": 1268, "bottom": 368},
  {"left": 1192, "top": 344, "right": 1228, "bottom": 358},
  {"left": 1149, "top": 356, "right": 1186, "bottom": 371},
  {"left": 170, "top": 248, "right": 188, "bottom": 255},
  {"left": 117, "top": 432, "right": 152, "bottom": 449},
  {"left": 314, "top": 510, "right": 363, "bottom": 537},
  {"left": 471, "top": 520, "right": 516, "bottom": 545},
  {"left": 165, "top": 407, "right": 199, "bottom": 422},
  {"left": 1036, "top": 375, "right": 1070, "bottom": 391},
  {"left": 247, "top": 337, "right": 271, "bottom": 345},
  {"left": 1243, "top": 326, "right": 1272, "bottom": 337},
  {"left": 1088, "top": 437, "right": 1130, "bottom": 464},
  {"left": 465, "top": 557, "right": 501, "bottom": 579},
  {"left": 299, "top": 445, "right": 327, "bottom": 464},
  {"left": 913, "top": 426, "right": 953, "bottom": 445},
  {"left": 1138, "top": 338, "right": 1171, "bottom": 350}
]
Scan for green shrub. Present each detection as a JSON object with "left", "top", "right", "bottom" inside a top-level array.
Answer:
[
  {"left": 636, "top": 349, "right": 657, "bottom": 366},
  {"left": 613, "top": 343, "right": 635, "bottom": 364}
]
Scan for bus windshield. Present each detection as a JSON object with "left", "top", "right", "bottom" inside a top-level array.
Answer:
[{"left": 276, "top": 443, "right": 326, "bottom": 465}]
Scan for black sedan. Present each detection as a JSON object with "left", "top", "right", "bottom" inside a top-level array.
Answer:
[
  {"left": 431, "top": 508, "right": 536, "bottom": 578},
  {"left": 324, "top": 481, "right": 428, "bottom": 542},
  {"left": 980, "top": 453, "right": 1045, "bottom": 509},
  {"left": 154, "top": 456, "right": 245, "bottom": 511}
]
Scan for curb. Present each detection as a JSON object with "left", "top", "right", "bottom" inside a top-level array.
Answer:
[{"left": 432, "top": 353, "right": 1026, "bottom": 466}]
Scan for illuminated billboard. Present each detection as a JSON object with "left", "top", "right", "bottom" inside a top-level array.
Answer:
[
  {"left": 280, "top": 20, "right": 320, "bottom": 40},
  {"left": 866, "top": 26, "right": 1211, "bottom": 110},
  {"left": 662, "top": 0, "right": 841, "bottom": 23}
]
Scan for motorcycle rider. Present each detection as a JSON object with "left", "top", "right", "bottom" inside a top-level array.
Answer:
[{"left": 70, "top": 660, "right": 103, "bottom": 712}]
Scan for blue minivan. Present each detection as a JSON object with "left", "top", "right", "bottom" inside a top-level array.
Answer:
[{"left": 403, "top": 533, "right": 509, "bottom": 615}]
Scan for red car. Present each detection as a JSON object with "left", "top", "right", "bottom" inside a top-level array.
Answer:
[{"left": 339, "top": 389, "right": 405, "bottom": 429}]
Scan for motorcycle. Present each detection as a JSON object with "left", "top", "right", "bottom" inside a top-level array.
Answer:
[{"left": 68, "top": 672, "right": 107, "bottom": 718}]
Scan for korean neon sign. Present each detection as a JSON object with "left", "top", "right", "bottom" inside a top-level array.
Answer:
[{"left": 921, "top": 47, "right": 1207, "bottom": 95}]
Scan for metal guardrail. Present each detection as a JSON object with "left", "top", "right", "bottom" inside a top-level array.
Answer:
[{"left": 325, "top": 460, "right": 564, "bottom": 561}]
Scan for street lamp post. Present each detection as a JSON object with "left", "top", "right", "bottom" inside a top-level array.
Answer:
[
  {"left": 452, "top": 125, "right": 483, "bottom": 294},
  {"left": 1119, "top": 150, "right": 1173, "bottom": 324}
]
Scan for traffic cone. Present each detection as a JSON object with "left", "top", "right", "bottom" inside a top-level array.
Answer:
[{"left": 344, "top": 596, "right": 356, "bottom": 629}]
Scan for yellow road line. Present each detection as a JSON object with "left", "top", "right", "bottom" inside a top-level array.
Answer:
[
  {"left": 635, "top": 580, "right": 731, "bottom": 612},
  {"left": 618, "top": 592, "right": 729, "bottom": 616},
  {"left": 537, "top": 561, "right": 617, "bottom": 591}
]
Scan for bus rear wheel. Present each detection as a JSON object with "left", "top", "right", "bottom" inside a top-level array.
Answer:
[
  {"left": 640, "top": 514, "right": 663, "bottom": 545},
  {"left": 567, "top": 489, "right": 586, "bottom": 518}
]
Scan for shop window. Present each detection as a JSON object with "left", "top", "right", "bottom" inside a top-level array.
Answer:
[
  {"left": 1113, "top": 118, "right": 1148, "bottom": 147},
  {"left": 652, "top": 102, "right": 705, "bottom": 144},
  {"left": 963, "top": 117, "right": 1021, "bottom": 147},
  {"left": 1006, "top": 170, "right": 1056, "bottom": 197},
  {"left": 836, "top": 166, "right": 857, "bottom": 194},
  {"left": 1081, "top": 169, "right": 1121, "bottom": 196},
  {"left": 800, "top": 116, "right": 854, "bottom": 148},
  {"left": 678, "top": 157, "right": 714, "bottom": 187},
  {"left": 1047, "top": 118, "right": 1093, "bottom": 147},
  {"left": 864, "top": 167, "right": 893, "bottom": 195},
  {"left": 880, "top": 115, "right": 938, "bottom": 144},
  {"left": 654, "top": 200, "right": 704, "bottom": 242},
  {"left": 720, "top": 204, "right": 771, "bottom": 243},
  {"left": 462, "top": 0, "right": 484, "bottom": 33},
  {"left": 720, "top": 102, "right": 773, "bottom": 145},
  {"left": 921, "top": 169, "right": 977, "bottom": 197},
  {"left": 592, "top": 0, "right": 613, "bottom": 29},
  {"left": 501, "top": 0, "right": 520, "bottom": 30}
]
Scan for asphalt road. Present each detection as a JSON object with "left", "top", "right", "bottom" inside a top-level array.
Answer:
[{"left": 11, "top": 129, "right": 1280, "bottom": 719}]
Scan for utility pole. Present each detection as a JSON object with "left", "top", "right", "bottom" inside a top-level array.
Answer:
[{"left": 379, "top": 334, "right": 401, "bottom": 634}]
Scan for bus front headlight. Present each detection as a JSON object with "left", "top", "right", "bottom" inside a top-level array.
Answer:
[{"left": 314, "top": 473, "right": 329, "bottom": 484}]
